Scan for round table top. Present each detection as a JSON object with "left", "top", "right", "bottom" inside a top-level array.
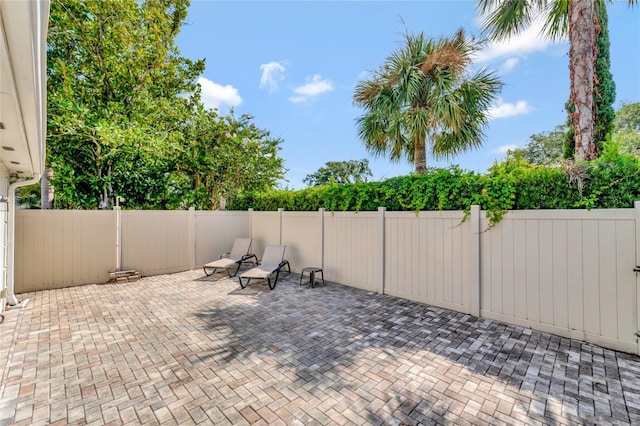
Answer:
[{"left": 301, "top": 266, "right": 322, "bottom": 272}]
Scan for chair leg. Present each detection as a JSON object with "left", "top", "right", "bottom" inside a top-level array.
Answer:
[
  {"left": 228, "top": 262, "right": 242, "bottom": 277},
  {"left": 239, "top": 277, "right": 249, "bottom": 289},
  {"left": 204, "top": 267, "right": 218, "bottom": 277},
  {"left": 269, "top": 269, "right": 281, "bottom": 290}
]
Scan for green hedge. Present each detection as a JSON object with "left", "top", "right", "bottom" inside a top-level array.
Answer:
[{"left": 229, "top": 157, "right": 640, "bottom": 223}]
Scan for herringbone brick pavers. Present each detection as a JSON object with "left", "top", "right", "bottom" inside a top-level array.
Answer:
[{"left": 1, "top": 269, "right": 640, "bottom": 425}]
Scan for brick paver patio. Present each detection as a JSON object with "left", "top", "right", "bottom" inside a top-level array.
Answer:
[{"left": 1, "top": 269, "right": 640, "bottom": 425}]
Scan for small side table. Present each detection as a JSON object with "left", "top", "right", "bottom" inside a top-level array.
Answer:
[{"left": 299, "top": 267, "right": 324, "bottom": 287}]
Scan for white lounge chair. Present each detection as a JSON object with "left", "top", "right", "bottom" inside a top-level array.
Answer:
[
  {"left": 238, "top": 245, "right": 290, "bottom": 290},
  {"left": 203, "top": 238, "right": 257, "bottom": 277}
]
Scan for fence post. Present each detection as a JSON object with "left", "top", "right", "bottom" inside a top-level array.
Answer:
[
  {"left": 379, "top": 206, "right": 386, "bottom": 295},
  {"left": 278, "top": 208, "right": 283, "bottom": 245},
  {"left": 635, "top": 201, "right": 640, "bottom": 355},
  {"left": 248, "top": 208, "right": 254, "bottom": 239},
  {"left": 189, "top": 207, "right": 196, "bottom": 271},
  {"left": 114, "top": 206, "right": 121, "bottom": 271},
  {"left": 470, "top": 205, "right": 481, "bottom": 317},
  {"left": 319, "top": 208, "right": 325, "bottom": 270}
]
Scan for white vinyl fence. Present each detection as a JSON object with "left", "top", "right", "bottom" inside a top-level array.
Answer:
[
  {"left": 15, "top": 210, "right": 115, "bottom": 292},
  {"left": 14, "top": 203, "right": 640, "bottom": 355},
  {"left": 479, "top": 208, "right": 638, "bottom": 354}
]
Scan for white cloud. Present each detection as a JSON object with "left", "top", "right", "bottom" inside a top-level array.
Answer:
[
  {"left": 499, "top": 57, "right": 519, "bottom": 74},
  {"left": 198, "top": 76, "right": 242, "bottom": 110},
  {"left": 289, "top": 75, "right": 333, "bottom": 103},
  {"left": 476, "top": 16, "right": 565, "bottom": 62},
  {"left": 491, "top": 144, "right": 518, "bottom": 154},
  {"left": 488, "top": 99, "right": 532, "bottom": 119},
  {"left": 260, "top": 61, "right": 286, "bottom": 92}
]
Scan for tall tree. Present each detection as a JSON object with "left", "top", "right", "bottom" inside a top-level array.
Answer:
[
  {"left": 614, "top": 102, "right": 640, "bottom": 133},
  {"left": 517, "top": 124, "right": 567, "bottom": 165},
  {"left": 613, "top": 102, "right": 640, "bottom": 156},
  {"left": 170, "top": 109, "right": 285, "bottom": 210},
  {"left": 47, "top": 0, "right": 204, "bottom": 209},
  {"left": 354, "top": 29, "right": 501, "bottom": 174},
  {"left": 565, "top": 0, "right": 616, "bottom": 158},
  {"left": 478, "top": 0, "right": 636, "bottom": 162},
  {"left": 592, "top": 2, "right": 616, "bottom": 150},
  {"left": 303, "top": 159, "right": 373, "bottom": 187}
]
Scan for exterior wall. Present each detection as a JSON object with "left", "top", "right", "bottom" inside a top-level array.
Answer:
[
  {"left": 385, "top": 211, "right": 474, "bottom": 314},
  {"left": 14, "top": 210, "right": 115, "bottom": 292},
  {"left": 480, "top": 209, "right": 638, "bottom": 354},
  {"left": 324, "top": 211, "right": 382, "bottom": 292},
  {"left": 0, "top": 167, "right": 8, "bottom": 312},
  {"left": 195, "top": 211, "right": 250, "bottom": 268}
]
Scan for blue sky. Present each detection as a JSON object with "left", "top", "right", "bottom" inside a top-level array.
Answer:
[{"left": 176, "top": 1, "right": 640, "bottom": 189}]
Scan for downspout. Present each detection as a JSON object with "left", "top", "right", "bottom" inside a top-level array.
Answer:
[
  {"left": 5, "top": 0, "right": 48, "bottom": 307},
  {"left": 6, "top": 174, "right": 41, "bottom": 306}
]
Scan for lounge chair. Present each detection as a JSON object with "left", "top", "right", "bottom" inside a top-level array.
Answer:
[
  {"left": 203, "top": 238, "right": 257, "bottom": 277},
  {"left": 238, "top": 245, "right": 290, "bottom": 290}
]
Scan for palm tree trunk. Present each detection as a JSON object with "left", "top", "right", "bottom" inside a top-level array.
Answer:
[
  {"left": 414, "top": 136, "right": 427, "bottom": 174},
  {"left": 40, "top": 170, "right": 54, "bottom": 209},
  {"left": 569, "top": 0, "right": 596, "bottom": 161}
]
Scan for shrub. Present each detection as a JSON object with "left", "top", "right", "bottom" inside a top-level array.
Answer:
[{"left": 230, "top": 155, "right": 640, "bottom": 225}]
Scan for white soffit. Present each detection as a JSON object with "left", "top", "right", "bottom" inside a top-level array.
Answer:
[{"left": 0, "top": 0, "right": 49, "bottom": 177}]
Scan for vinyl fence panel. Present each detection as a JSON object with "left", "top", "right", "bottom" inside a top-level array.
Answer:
[
  {"left": 251, "top": 211, "right": 282, "bottom": 261},
  {"left": 121, "top": 210, "right": 191, "bottom": 276},
  {"left": 384, "top": 211, "right": 474, "bottom": 314},
  {"left": 480, "top": 209, "right": 638, "bottom": 354},
  {"left": 15, "top": 210, "right": 115, "bottom": 292},
  {"left": 195, "top": 211, "right": 251, "bottom": 268},
  {"left": 323, "top": 211, "right": 382, "bottom": 292},
  {"left": 281, "top": 211, "right": 323, "bottom": 274}
]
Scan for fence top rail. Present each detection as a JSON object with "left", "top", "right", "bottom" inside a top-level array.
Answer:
[
  {"left": 281, "top": 211, "right": 322, "bottom": 218},
  {"left": 121, "top": 210, "right": 190, "bottom": 217},
  {"left": 16, "top": 209, "right": 114, "bottom": 217},
  {"left": 324, "top": 211, "right": 380, "bottom": 219},
  {"left": 194, "top": 211, "right": 250, "bottom": 217},
  {"left": 483, "top": 208, "right": 636, "bottom": 221},
  {"left": 385, "top": 211, "right": 466, "bottom": 219},
  {"left": 251, "top": 211, "right": 282, "bottom": 217}
]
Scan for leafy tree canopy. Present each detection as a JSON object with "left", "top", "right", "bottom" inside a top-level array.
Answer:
[
  {"left": 44, "top": 0, "right": 284, "bottom": 210},
  {"left": 167, "top": 109, "right": 284, "bottom": 210},
  {"left": 514, "top": 102, "right": 640, "bottom": 165},
  {"left": 613, "top": 102, "right": 640, "bottom": 156},
  {"left": 303, "top": 159, "right": 373, "bottom": 187},
  {"left": 516, "top": 124, "right": 567, "bottom": 165},
  {"left": 614, "top": 102, "right": 640, "bottom": 133}
]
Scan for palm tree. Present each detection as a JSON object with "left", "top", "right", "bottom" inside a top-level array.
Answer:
[
  {"left": 478, "top": 0, "right": 637, "bottom": 162},
  {"left": 353, "top": 29, "right": 502, "bottom": 174}
]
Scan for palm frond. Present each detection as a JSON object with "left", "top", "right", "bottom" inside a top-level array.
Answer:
[
  {"left": 353, "top": 26, "right": 503, "bottom": 171},
  {"left": 479, "top": 0, "right": 538, "bottom": 41},
  {"left": 541, "top": 0, "right": 569, "bottom": 40}
]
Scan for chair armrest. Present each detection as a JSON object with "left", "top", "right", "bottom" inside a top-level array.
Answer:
[
  {"left": 278, "top": 260, "right": 291, "bottom": 274},
  {"left": 241, "top": 253, "right": 258, "bottom": 265}
]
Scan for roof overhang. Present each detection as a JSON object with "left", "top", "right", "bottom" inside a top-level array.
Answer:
[{"left": 0, "top": 0, "right": 49, "bottom": 178}]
